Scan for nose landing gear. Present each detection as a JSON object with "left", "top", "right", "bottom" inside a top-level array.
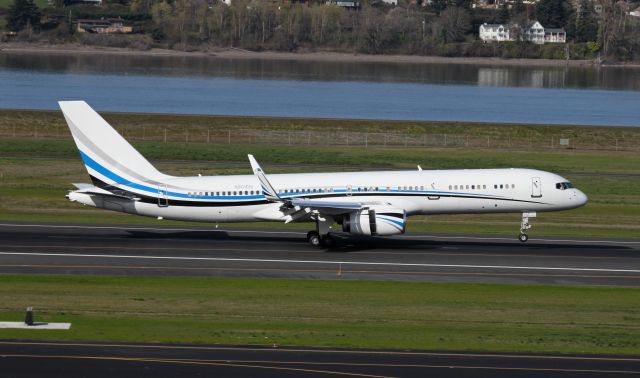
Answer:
[{"left": 519, "top": 212, "right": 536, "bottom": 243}]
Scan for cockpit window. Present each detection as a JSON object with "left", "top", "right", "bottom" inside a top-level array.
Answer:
[{"left": 556, "top": 182, "right": 573, "bottom": 190}]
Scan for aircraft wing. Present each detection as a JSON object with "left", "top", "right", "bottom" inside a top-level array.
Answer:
[{"left": 289, "top": 198, "right": 362, "bottom": 215}]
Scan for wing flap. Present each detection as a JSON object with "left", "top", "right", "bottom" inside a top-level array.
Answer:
[{"left": 288, "top": 198, "right": 362, "bottom": 216}]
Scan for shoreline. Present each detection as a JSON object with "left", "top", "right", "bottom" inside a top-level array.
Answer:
[{"left": 1, "top": 42, "right": 631, "bottom": 68}]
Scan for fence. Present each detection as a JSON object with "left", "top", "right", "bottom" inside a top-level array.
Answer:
[{"left": 1, "top": 124, "right": 638, "bottom": 152}]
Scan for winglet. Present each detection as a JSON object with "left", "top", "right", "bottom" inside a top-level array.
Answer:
[{"left": 248, "top": 155, "right": 281, "bottom": 202}]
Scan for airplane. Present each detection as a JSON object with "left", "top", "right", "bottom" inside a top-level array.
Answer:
[{"left": 60, "top": 101, "right": 588, "bottom": 247}]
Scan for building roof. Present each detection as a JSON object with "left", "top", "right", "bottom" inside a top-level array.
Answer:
[{"left": 545, "top": 28, "right": 566, "bottom": 33}]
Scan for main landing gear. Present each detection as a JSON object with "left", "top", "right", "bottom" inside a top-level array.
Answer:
[
  {"left": 307, "top": 231, "right": 334, "bottom": 248},
  {"left": 519, "top": 212, "right": 536, "bottom": 243},
  {"left": 307, "top": 216, "right": 335, "bottom": 248}
]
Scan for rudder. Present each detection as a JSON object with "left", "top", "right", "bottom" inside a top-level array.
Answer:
[{"left": 59, "top": 101, "right": 168, "bottom": 189}]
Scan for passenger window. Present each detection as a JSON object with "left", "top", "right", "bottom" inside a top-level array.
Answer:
[
  {"left": 466, "top": 185, "right": 469, "bottom": 190},
  {"left": 512, "top": 184, "right": 515, "bottom": 189},
  {"left": 472, "top": 185, "right": 475, "bottom": 189},
  {"left": 449, "top": 185, "right": 452, "bottom": 190},
  {"left": 454, "top": 185, "right": 458, "bottom": 190},
  {"left": 494, "top": 185, "right": 497, "bottom": 189},
  {"left": 500, "top": 185, "right": 503, "bottom": 189},
  {"left": 482, "top": 185, "right": 486, "bottom": 189}
]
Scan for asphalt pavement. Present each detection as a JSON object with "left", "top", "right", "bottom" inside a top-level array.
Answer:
[
  {"left": 0, "top": 222, "right": 639, "bottom": 286},
  {"left": 1, "top": 340, "right": 640, "bottom": 378}
]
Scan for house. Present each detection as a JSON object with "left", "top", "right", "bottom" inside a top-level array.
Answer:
[
  {"left": 62, "top": 0, "right": 102, "bottom": 5},
  {"left": 381, "top": 0, "right": 398, "bottom": 5},
  {"left": 479, "top": 23, "right": 512, "bottom": 42},
  {"left": 76, "top": 18, "right": 133, "bottom": 34},
  {"left": 325, "top": 0, "right": 360, "bottom": 7},
  {"left": 523, "top": 21, "right": 545, "bottom": 44},
  {"left": 544, "top": 28, "right": 566, "bottom": 43},
  {"left": 630, "top": 6, "right": 640, "bottom": 17},
  {"left": 480, "top": 20, "right": 565, "bottom": 44}
]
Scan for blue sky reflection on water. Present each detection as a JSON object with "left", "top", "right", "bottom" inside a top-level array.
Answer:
[{"left": 1, "top": 69, "right": 639, "bottom": 127}]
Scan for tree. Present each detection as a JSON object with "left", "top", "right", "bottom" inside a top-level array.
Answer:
[
  {"left": 511, "top": 0, "right": 525, "bottom": 16},
  {"left": 498, "top": 4, "right": 509, "bottom": 24},
  {"left": 574, "top": 0, "right": 598, "bottom": 42},
  {"left": 437, "top": 6, "right": 470, "bottom": 43},
  {"left": 536, "top": 0, "right": 567, "bottom": 28},
  {"left": 430, "top": 0, "right": 447, "bottom": 16},
  {"left": 6, "top": 0, "right": 41, "bottom": 32}
]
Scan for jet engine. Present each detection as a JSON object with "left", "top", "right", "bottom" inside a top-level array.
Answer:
[{"left": 341, "top": 207, "right": 406, "bottom": 236}]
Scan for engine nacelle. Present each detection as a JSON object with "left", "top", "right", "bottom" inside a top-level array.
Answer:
[{"left": 342, "top": 207, "right": 406, "bottom": 236}]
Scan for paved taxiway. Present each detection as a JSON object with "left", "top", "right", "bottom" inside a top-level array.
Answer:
[
  {"left": 0, "top": 223, "right": 639, "bottom": 285},
  {"left": 1, "top": 340, "right": 640, "bottom": 378}
]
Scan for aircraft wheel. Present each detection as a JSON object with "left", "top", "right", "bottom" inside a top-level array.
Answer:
[
  {"left": 307, "top": 231, "right": 321, "bottom": 247},
  {"left": 320, "top": 234, "right": 334, "bottom": 248},
  {"left": 519, "top": 233, "right": 529, "bottom": 243}
]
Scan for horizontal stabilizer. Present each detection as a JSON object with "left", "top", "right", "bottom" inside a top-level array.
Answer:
[{"left": 71, "top": 184, "right": 140, "bottom": 201}]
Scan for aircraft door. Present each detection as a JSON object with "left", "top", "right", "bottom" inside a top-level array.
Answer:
[
  {"left": 531, "top": 177, "right": 542, "bottom": 198},
  {"left": 158, "top": 185, "right": 169, "bottom": 207}
]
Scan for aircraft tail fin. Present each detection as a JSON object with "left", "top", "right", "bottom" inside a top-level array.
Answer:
[{"left": 59, "top": 101, "right": 167, "bottom": 188}]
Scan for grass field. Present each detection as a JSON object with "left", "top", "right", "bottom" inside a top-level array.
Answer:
[
  {"left": 1, "top": 112, "right": 639, "bottom": 356},
  {"left": 1, "top": 109, "right": 639, "bottom": 151},
  {"left": 1, "top": 138, "right": 639, "bottom": 238},
  {"left": 1, "top": 275, "right": 640, "bottom": 354}
]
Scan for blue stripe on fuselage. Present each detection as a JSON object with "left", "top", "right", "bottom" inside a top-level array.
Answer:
[{"left": 79, "top": 150, "right": 263, "bottom": 201}]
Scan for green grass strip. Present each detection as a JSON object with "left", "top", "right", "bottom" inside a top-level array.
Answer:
[{"left": 1, "top": 275, "right": 640, "bottom": 354}]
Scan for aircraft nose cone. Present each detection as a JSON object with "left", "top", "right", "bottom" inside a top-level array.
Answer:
[{"left": 575, "top": 190, "right": 588, "bottom": 207}]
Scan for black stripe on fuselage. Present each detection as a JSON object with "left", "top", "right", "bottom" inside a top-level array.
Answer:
[{"left": 88, "top": 175, "right": 552, "bottom": 207}]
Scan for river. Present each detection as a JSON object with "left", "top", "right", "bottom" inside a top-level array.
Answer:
[{"left": 1, "top": 52, "right": 639, "bottom": 126}]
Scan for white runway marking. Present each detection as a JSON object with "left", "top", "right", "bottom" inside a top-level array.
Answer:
[
  {"left": 1, "top": 223, "right": 638, "bottom": 245},
  {"left": 1, "top": 252, "right": 640, "bottom": 274}
]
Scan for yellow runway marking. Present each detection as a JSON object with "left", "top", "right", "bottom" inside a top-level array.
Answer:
[
  {"left": 2, "top": 354, "right": 640, "bottom": 376},
  {"left": 1, "top": 341, "right": 639, "bottom": 362},
  {"left": 1, "top": 354, "right": 393, "bottom": 378}
]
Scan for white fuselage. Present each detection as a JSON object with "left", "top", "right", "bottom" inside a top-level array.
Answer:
[{"left": 69, "top": 168, "right": 588, "bottom": 223}]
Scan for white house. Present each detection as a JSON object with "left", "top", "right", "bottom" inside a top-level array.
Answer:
[
  {"left": 544, "top": 28, "right": 566, "bottom": 43},
  {"left": 381, "top": 0, "right": 398, "bottom": 5},
  {"left": 479, "top": 23, "right": 512, "bottom": 42},
  {"left": 480, "top": 21, "right": 565, "bottom": 44},
  {"left": 523, "top": 21, "right": 545, "bottom": 44},
  {"left": 325, "top": 0, "right": 360, "bottom": 7}
]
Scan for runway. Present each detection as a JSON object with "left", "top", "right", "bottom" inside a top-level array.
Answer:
[
  {"left": 1, "top": 340, "right": 639, "bottom": 378},
  {"left": 0, "top": 223, "right": 639, "bottom": 285}
]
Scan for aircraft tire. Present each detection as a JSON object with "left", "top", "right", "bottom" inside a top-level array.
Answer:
[
  {"left": 307, "top": 231, "right": 321, "bottom": 247},
  {"left": 320, "top": 234, "right": 334, "bottom": 248}
]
